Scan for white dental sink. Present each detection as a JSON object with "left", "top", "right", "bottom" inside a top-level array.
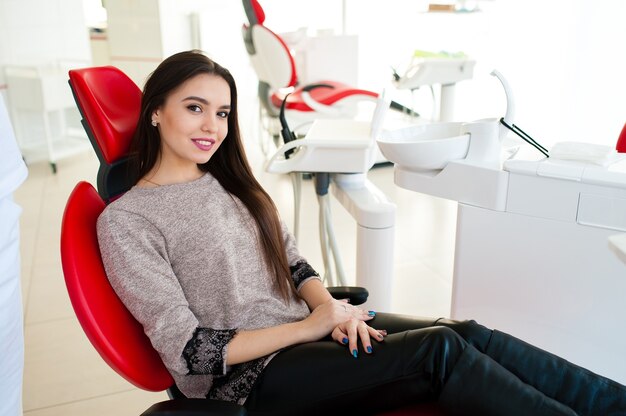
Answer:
[{"left": 377, "top": 122, "right": 470, "bottom": 171}]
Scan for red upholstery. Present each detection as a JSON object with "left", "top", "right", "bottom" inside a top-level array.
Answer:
[
  {"left": 60, "top": 181, "right": 174, "bottom": 392},
  {"left": 68, "top": 67, "right": 141, "bottom": 165},
  {"left": 250, "top": 0, "right": 265, "bottom": 25},
  {"left": 617, "top": 122, "right": 626, "bottom": 153},
  {"left": 271, "top": 80, "right": 378, "bottom": 111}
]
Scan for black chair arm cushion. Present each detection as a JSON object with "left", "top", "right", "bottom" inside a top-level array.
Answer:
[
  {"left": 327, "top": 286, "right": 369, "bottom": 306},
  {"left": 141, "top": 399, "right": 247, "bottom": 416}
]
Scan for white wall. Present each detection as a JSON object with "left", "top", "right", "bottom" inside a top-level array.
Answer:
[
  {"left": 0, "top": 0, "right": 91, "bottom": 101},
  {"left": 0, "top": 0, "right": 90, "bottom": 66},
  {"left": 463, "top": 0, "right": 626, "bottom": 147},
  {"left": 104, "top": 0, "right": 249, "bottom": 88}
]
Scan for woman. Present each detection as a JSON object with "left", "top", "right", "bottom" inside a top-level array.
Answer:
[{"left": 97, "top": 50, "right": 625, "bottom": 416}]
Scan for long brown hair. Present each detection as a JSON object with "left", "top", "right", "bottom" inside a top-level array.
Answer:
[{"left": 128, "top": 50, "right": 298, "bottom": 302}]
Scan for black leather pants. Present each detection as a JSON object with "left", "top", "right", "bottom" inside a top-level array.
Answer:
[
  {"left": 433, "top": 317, "right": 626, "bottom": 416},
  {"left": 244, "top": 314, "right": 626, "bottom": 415}
]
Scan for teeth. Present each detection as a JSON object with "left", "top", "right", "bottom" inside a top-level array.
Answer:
[{"left": 196, "top": 140, "right": 212, "bottom": 146}]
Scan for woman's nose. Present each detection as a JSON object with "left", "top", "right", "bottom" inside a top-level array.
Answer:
[{"left": 202, "top": 115, "right": 218, "bottom": 132}]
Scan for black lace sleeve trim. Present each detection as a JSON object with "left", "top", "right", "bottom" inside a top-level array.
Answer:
[
  {"left": 182, "top": 327, "right": 237, "bottom": 375},
  {"left": 290, "top": 260, "right": 320, "bottom": 289},
  {"left": 208, "top": 356, "right": 267, "bottom": 403}
]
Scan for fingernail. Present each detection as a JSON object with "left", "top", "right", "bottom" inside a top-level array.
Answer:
[
  {"left": 342, "top": 337, "right": 348, "bottom": 344},
  {"left": 366, "top": 346, "right": 372, "bottom": 353},
  {"left": 352, "top": 349, "right": 358, "bottom": 358},
  {"left": 379, "top": 330, "right": 388, "bottom": 335},
  {"left": 368, "top": 311, "right": 376, "bottom": 317}
]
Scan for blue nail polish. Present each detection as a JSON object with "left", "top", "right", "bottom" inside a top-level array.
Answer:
[
  {"left": 368, "top": 310, "right": 376, "bottom": 316},
  {"left": 342, "top": 337, "right": 348, "bottom": 344},
  {"left": 352, "top": 349, "right": 358, "bottom": 358},
  {"left": 366, "top": 346, "right": 372, "bottom": 353}
]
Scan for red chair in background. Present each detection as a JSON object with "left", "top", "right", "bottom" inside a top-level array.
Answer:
[
  {"left": 241, "top": 0, "right": 416, "bottom": 144},
  {"left": 241, "top": 0, "right": 375, "bottom": 131},
  {"left": 61, "top": 66, "right": 445, "bottom": 415},
  {"left": 617, "top": 122, "right": 626, "bottom": 153}
]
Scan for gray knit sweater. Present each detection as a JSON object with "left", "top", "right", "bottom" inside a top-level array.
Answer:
[{"left": 97, "top": 173, "right": 319, "bottom": 403}]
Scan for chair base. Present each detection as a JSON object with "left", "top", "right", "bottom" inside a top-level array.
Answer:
[{"left": 141, "top": 399, "right": 247, "bottom": 416}]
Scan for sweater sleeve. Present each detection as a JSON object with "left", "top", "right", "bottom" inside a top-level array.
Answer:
[
  {"left": 280, "top": 220, "right": 321, "bottom": 290},
  {"left": 97, "top": 207, "right": 202, "bottom": 376},
  {"left": 183, "top": 328, "right": 236, "bottom": 375}
]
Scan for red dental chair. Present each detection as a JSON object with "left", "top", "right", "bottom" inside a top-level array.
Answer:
[
  {"left": 61, "top": 65, "right": 445, "bottom": 415},
  {"left": 241, "top": 0, "right": 416, "bottom": 140},
  {"left": 63, "top": 66, "right": 245, "bottom": 415}
]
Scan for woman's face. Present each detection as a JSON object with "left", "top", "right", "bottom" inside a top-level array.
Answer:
[{"left": 152, "top": 73, "right": 231, "bottom": 170}]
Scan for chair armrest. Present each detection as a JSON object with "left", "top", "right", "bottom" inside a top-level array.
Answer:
[
  {"left": 327, "top": 286, "right": 369, "bottom": 306},
  {"left": 141, "top": 399, "right": 247, "bottom": 416}
]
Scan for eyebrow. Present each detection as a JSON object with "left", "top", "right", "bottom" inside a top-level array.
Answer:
[{"left": 182, "top": 96, "right": 231, "bottom": 109}]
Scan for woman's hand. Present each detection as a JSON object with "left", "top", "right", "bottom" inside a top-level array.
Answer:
[
  {"left": 331, "top": 319, "right": 388, "bottom": 358},
  {"left": 299, "top": 299, "right": 374, "bottom": 343}
]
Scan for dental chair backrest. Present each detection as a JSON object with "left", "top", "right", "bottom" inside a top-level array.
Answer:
[
  {"left": 68, "top": 66, "right": 141, "bottom": 202},
  {"left": 61, "top": 181, "right": 175, "bottom": 392},
  {"left": 242, "top": 0, "right": 297, "bottom": 91},
  {"left": 64, "top": 66, "right": 175, "bottom": 393}
]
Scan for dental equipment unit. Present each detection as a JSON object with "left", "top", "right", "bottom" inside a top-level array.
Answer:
[
  {"left": 377, "top": 70, "right": 626, "bottom": 385},
  {"left": 393, "top": 50, "right": 476, "bottom": 122},
  {"left": 267, "top": 98, "right": 396, "bottom": 312}
]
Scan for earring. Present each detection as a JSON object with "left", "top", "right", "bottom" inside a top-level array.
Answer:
[{"left": 151, "top": 120, "right": 157, "bottom": 127}]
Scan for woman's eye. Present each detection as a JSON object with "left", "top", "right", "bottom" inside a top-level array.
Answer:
[
  {"left": 187, "top": 104, "right": 202, "bottom": 113},
  {"left": 217, "top": 111, "right": 229, "bottom": 119}
]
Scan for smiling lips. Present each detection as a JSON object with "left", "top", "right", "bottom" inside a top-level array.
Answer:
[{"left": 191, "top": 138, "right": 216, "bottom": 151}]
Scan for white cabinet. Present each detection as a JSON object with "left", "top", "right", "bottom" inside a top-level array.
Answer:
[{"left": 4, "top": 64, "right": 91, "bottom": 173}]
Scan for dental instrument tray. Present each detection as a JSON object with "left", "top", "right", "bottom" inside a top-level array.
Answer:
[{"left": 265, "top": 119, "right": 378, "bottom": 174}]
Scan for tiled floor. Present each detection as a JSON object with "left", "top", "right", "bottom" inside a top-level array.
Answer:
[{"left": 15, "top": 102, "right": 458, "bottom": 415}]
